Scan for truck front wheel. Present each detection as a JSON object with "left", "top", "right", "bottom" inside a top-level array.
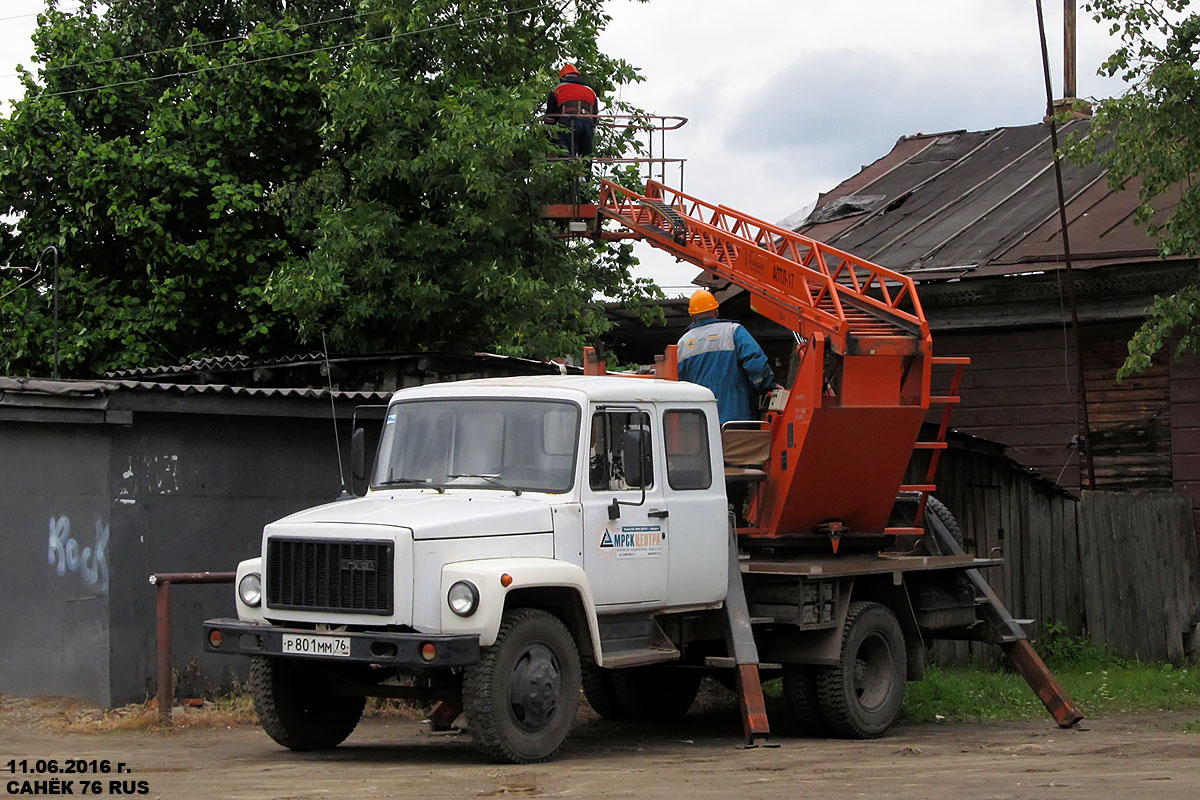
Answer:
[
  {"left": 463, "top": 608, "right": 581, "bottom": 763},
  {"left": 249, "top": 657, "right": 365, "bottom": 750},
  {"left": 816, "top": 601, "right": 906, "bottom": 738}
]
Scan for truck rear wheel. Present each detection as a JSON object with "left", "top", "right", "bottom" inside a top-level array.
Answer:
[
  {"left": 816, "top": 601, "right": 906, "bottom": 738},
  {"left": 611, "top": 665, "right": 700, "bottom": 721},
  {"left": 463, "top": 608, "right": 581, "bottom": 763},
  {"left": 249, "top": 657, "right": 365, "bottom": 751},
  {"left": 782, "top": 664, "right": 827, "bottom": 735}
]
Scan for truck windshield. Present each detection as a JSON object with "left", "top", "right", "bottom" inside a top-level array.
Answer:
[{"left": 371, "top": 399, "right": 581, "bottom": 494}]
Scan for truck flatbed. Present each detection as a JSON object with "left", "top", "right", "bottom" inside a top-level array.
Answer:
[{"left": 741, "top": 553, "right": 1003, "bottom": 577}]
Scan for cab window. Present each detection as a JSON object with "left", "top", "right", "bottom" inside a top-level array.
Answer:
[
  {"left": 589, "top": 411, "right": 653, "bottom": 491},
  {"left": 664, "top": 409, "right": 711, "bottom": 490}
]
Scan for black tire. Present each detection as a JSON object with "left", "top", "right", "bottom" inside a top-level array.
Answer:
[
  {"left": 248, "top": 657, "right": 365, "bottom": 751},
  {"left": 782, "top": 664, "right": 827, "bottom": 735},
  {"left": 816, "top": 601, "right": 907, "bottom": 739},
  {"left": 924, "top": 495, "right": 965, "bottom": 555},
  {"left": 581, "top": 661, "right": 626, "bottom": 720},
  {"left": 463, "top": 609, "right": 581, "bottom": 763},
  {"left": 611, "top": 665, "right": 701, "bottom": 721}
]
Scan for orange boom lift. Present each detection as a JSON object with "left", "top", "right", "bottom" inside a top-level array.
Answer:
[{"left": 546, "top": 172, "right": 1081, "bottom": 733}]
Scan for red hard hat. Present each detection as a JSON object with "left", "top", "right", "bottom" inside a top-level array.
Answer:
[{"left": 559, "top": 63, "right": 580, "bottom": 78}]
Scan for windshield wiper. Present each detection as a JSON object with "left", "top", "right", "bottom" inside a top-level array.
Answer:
[
  {"left": 446, "top": 473, "right": 522, "bottom": 496},
  {"left": 375, "top": 476, "right": 445, "bottom": 494}
]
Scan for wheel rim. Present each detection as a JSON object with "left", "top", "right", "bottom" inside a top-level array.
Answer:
[
  {"left": 851, "top": 632, "right": 894, "bottom": 712},
  {"left": 507, "top": 642, "right": 562, "bottom": 732}
]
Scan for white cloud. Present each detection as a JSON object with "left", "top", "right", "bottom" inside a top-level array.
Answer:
[{"left": 598, "top": 0, "right": 1128, "bottom": 291}]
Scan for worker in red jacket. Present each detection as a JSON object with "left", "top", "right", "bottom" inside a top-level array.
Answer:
[{"left": 546, "top": 64, "right": 598, "bottom": 163}]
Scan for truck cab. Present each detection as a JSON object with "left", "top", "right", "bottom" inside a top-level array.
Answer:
[{"left": 205, "top": 376, "right": 734, "bottom": 762}]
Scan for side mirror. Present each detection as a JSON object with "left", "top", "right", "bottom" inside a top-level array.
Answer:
[
  {"left": 621, "top": 428, "right": 653, "bottom": 488},
  {"left": 351, "top": 427, "right": 366, "bottom": 483},
  {"left": 608, "top": 497, "right": 621, "bottom": 520}
]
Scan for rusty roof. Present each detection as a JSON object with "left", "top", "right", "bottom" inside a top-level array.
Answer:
[{"left": 795, "top": 120, "right": 1181, "bottom": 280}]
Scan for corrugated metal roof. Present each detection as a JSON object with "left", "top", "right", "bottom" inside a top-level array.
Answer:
[
  {"left": 0, "top": 375, "right": 392, "bottom": 401},
  {"left": 795, "top": 121, "right": 1176, "bottom": 278},
  {"left": 102, "top": 351, "right": 578, "bottom": 383},
  {"left": 3, "top": 352, "right": 580, "bottom": 401},
  {"left": 104, "top": 352, "right": 328, "bottom": 379}
]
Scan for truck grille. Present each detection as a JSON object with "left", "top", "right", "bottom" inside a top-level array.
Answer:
[{"left": 266, "top": 538, "right": 394, "bottom": 615}]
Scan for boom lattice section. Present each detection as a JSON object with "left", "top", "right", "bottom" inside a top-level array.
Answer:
[{"left": 597, "top": 180, "right": 929, "bottom": 355}]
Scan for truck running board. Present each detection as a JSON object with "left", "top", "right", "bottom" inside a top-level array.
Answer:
[{"left": 596, "top": 613, "right": 679, "bottom": 668}]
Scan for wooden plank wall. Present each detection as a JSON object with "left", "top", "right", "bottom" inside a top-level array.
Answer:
[
  {"left": 1169, "top": 350, "right": 1200, "bottom": 535},
  {"left": 922, "top": 448, "right": 1199, "bottom": 664},
  {"left": 1076, "top": 491, "right": 1200, "bottom": 662},
  {"left": 935, "top": 321, "right": 1174, "bottom": 497},
  {"left": 1082, "top": 328, "right": 1173, "bottom": 490},
  {"left": 934, "top": 329, "right": 1083, "bottom": 494},
  {"left": 921, "top": 446, "right": 1084, "bottom": 665}
]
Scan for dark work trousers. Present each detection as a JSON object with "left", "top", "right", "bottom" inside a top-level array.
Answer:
[{"left": 556, "top": 116, "right": 595, "bottom": 172}]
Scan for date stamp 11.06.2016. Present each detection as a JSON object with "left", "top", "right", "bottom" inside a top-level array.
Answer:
[{"left": 5, "top": 760, "right": 149, "bottom": 796}]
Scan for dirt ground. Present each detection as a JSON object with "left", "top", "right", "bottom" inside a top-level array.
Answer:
[{"left": 4, "top": 697, "right": 1200, "bottom": 800}]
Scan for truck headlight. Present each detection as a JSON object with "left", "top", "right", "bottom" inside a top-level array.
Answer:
[
  {"left": 447, "top": 580, "right": 479, "bottom": 617},
  {"left": 239, "top": 573, "right": 262, "bottom": 608}
]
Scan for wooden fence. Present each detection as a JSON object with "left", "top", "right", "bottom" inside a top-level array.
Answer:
[{"left": 919, "top": 443, "right": 1200, "bottom": 664}]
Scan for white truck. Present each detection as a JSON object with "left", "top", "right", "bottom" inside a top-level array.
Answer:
[
  {"left": 203, "top": 374, "right": 1074, "bottom": 763},
  {"left": 205, "top": 179, "right": 1082, "bottom": 762}
]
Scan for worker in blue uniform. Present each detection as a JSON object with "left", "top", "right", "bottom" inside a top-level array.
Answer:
[{"left": 676, "top": 289, "right": 777, "bottom": 425}]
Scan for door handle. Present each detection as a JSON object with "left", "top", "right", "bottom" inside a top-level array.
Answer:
[{"left": 647, "top": 509, "right": 669, "bottom": 518}]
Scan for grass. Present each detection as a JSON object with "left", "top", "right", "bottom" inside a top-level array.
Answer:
[{"left": 901, "top": 632, "right": 1200, "bottom": 724}]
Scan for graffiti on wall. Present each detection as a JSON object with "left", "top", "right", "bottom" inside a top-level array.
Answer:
[{"left": 47, "top": 515, "right": 109, "bottom": 591}]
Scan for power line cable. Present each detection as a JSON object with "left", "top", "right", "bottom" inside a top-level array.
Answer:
[
  {"left": 0, "top": 5, "right": 83, "bottom": 24},
  {"left": 32, "top": 3, "right": 547, "bottom": 100},
  {"left": 0, "top": 6, "right": 392, "bottom": 80}
]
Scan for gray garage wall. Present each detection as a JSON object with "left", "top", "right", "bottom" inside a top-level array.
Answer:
[
  {"left": 0, "top": 423, "right": 113, "bottom": 704},
  {"left": 0, "top": 389, "right": 382, "bottom": 707},
  {"left": 106, "top": 411, "right": 359, "bottom": 704}
]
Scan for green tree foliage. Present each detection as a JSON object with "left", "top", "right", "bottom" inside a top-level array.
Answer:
[
  {"left": 1067, "top": 0, "right": 1200, "bottom": 377},
  {"left": 0, "top": 1, "right": 656, "bottom": 377},
  {"left": 266, "top": 2, "right": 652, "bottom": 357}
]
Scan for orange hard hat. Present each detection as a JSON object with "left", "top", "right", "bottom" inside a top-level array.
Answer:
[
  {"left": 688, "top": 289, "right": 719, "bottom": 315},
  {"left": 559, "top": 63, "right": 580, "bottom": 78}
]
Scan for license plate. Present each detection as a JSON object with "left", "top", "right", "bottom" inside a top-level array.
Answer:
[{"left": 280, "top": 633, "right": 351, "bottom": 658}]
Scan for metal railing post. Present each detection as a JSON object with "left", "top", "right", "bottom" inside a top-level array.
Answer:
[
  {"left": 148, "top": 571, "right": 237, "bottom": 725},
  {"left": 154, "top": 579, "right": 172, "bottom": 725}
]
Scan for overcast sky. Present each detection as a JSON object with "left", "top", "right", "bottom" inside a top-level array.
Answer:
[{"left": 1, "top": 1, "right": 1127, "bottom": 292}]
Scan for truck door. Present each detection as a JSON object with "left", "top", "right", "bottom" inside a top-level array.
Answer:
[
  {"left": 660, "top": 405, "right": 728, "bottom": 607},
  {"left": 583, "top": 406, "right": 669, "bottom": 605}
]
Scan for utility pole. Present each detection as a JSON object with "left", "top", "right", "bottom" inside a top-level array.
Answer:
[
  {"left": 1064, "top": 0, "right": 1077, "bottom": 99},
  {"left": 1036, "top": 0, "right": 1096, "bottom": 489}
]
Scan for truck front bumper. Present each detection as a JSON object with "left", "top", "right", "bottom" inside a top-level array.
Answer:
[{"left": 202, "top": 618, "right": 480, "bottom": 667}]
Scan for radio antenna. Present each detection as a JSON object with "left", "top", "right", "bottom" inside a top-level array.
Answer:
[{"left": 322, "top": 331, "right": 348, "bottom": 494}]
